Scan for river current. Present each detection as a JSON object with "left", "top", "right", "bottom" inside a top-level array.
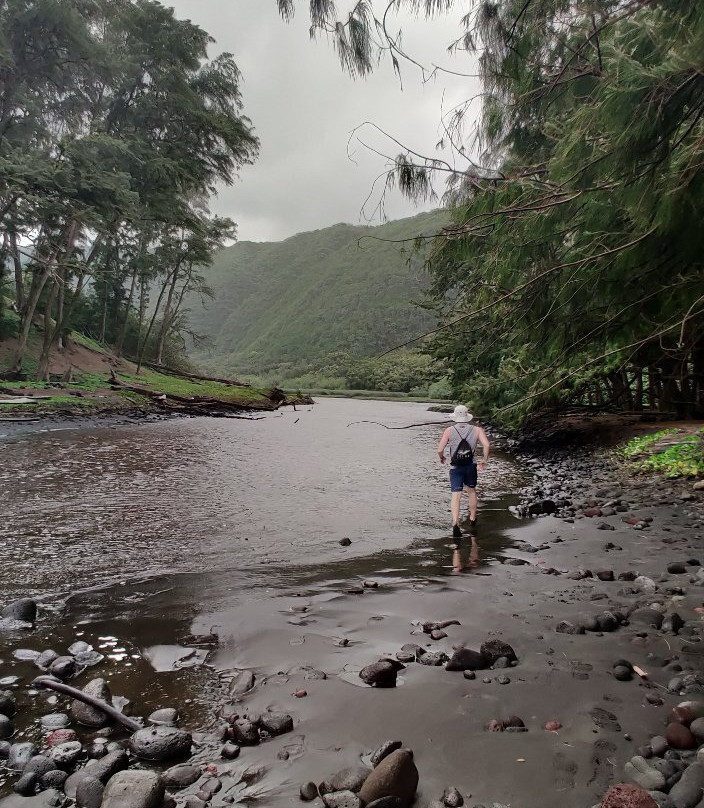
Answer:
[{"left": 1, "top": 399, "right": 524, "bottom": 608}]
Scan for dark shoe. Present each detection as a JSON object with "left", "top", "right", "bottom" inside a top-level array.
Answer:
[
  {"left": 452, "top": 524, "right": 462, "bottom": 539},
  {"left": 469, "top": 518, "right": 477, "bottom": 529}
]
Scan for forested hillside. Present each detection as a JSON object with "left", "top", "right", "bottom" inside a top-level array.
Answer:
[
  {"left": 287, "top": 1, "right": 704, "bottom": 424},
  {"left": 189, "top": 211, "right": 450, "bottom": 391}
]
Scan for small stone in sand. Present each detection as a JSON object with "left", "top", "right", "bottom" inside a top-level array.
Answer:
[
  {"left": 339, "top": 538, "right": 352, "bottom": 547},
  {"left": 544, "top": 721, "right": 561, "bottom": 731},
  {"left": 221, "top": 743, "right": 240, "bottom": 760},
  {"left": 370, "top": 740, "right": 403, "bottom": 768},
  {"left": 441, "top": 786, "right": 464, "bottom": 807},
  {"left": 300, "top": 782, "right": 319, "bottom": 801}
]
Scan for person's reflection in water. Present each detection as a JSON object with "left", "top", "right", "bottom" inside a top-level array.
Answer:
[{"left": 451, "top": 533, "right": 480, "bottom": 573}]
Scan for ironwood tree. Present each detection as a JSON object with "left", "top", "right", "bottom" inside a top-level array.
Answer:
[
  {"left": 0, "top": 0, "right": 258, "bottom": 378},
  {"left": 278, "top": 0, "right": 704, "bottom": 422}
]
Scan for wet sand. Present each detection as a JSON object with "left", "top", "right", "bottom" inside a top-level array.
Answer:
[
  {"left": 15, "top": 489, "right": 694, "bottom": 808},
  {"left": 1, "top": 402, "right": 703, "bottom": 806},
  {"left": 172, "top": 502, "right": 702, "bottom": 807}
]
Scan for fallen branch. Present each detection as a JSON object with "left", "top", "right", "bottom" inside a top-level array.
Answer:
[
  {"left": 138, "top": 361, "right": 252, "bottom": 388},
  {"left": 347, "top": 419, "right": 450, "bottom": 429},
  {"left": 33, "top": 676, "right": 142, "bottom": 732},
  {"left": 109, "top": 381, "right": 278, "bottom": 412}
]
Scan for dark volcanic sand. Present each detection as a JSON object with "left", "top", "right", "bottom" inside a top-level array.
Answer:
[
  {"left": 177, "top": 503, "right": 703, "bottom": 808},
  {"left": 1, "top": 404, "right": 703, "bottom": 807}
]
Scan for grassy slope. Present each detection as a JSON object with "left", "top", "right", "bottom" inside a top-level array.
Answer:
[
  {"left": 0, "top": 307, "right": 275, "bottom": 414},
  {"left": 188, "top": 210, "right": 449, "bottom": 374}
]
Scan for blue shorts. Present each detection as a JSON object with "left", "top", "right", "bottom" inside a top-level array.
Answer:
[{"left": 450, "top": 463, "right": 477, "bottom": 492}]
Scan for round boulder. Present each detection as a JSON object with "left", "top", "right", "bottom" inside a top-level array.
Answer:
[
  {"left": 259, "top": 713, "right": 293, "bottom": 736},
  {"left": 665, "top": 723, "right": 697, "bottom": 750},
  {"left": 2, "top": 598, "right": 37, "bottom": 623},
  {"left": 49, "top": 740, "right": 83, "bottom": 768},
  {"left": 358, "top": 749, "right": 418, "bottom": 808},
  {"left": 100, "top": 770, "right": 166, "bottom": 808},
  {"left": 0, "top": 714, "right": 13, "bottom": 739},
  {"left": 371, "top": 740, "right": 403, "bottom": 768},
  {"left": 128, "top": 726, "right": 192, "bottom": 762},
  {"left": 148, "top": 708, "right": 178, "bottom": 726},
  {"left": 70, "top": 678, "right": 113, "bottom": 728},
  {"left": 162, "top": 764, "right": 201, "bottom": 790},
  {"left": 76, "top": 776, "right": 104, "bottom": 808},
  {"left": 49, "top": 656, "right": 77, "bottom": 680},
  {"left": 445, "top": 649, "right": 488, "bottom": 672},
  {"left": 330, "top": 765, "right": 371, "bottom": 793},
  {"left": 8, "top": 742, "right": 37, "bottom": 771},
  {"left": 0, "top": 690, "right": 16, "bottom": 717},
  {"left": 360, "top": 661, "right": 398, "bottom": 688}
]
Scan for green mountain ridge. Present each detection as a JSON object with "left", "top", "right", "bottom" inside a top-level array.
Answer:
[{"left": 189, "top": 210, "right": 449, "bottom": 386}]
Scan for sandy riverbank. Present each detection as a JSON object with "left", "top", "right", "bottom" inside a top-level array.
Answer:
[
  {"left": 178, "top": 482, "right": 702, "bottom": 808},
  {"left": 1, "top": 439, "right": 703, "bottom": 808}
]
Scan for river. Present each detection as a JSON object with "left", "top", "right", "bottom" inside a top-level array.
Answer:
[
  {"left": 1, "top": 398, "right": 523, "bottom": 606},
  {"left": 0, "top": 398, "right": 527, "bottom": 797}
]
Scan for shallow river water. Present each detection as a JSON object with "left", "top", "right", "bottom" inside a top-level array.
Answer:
[
  {"left": 0, "top": 398, "right": 528, "bottom": 796},
  {"left": 1, "top": 398, "right": 523, "bottom": 606}
]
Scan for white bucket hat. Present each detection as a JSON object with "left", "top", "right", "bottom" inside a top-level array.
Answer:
[{"left": 450, "top": 404, "right": 473, "bottom": 423}]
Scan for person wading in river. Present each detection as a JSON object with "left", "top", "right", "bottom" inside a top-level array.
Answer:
[{"left": 437, "top": 405, "right": 491, "bottom": 539}]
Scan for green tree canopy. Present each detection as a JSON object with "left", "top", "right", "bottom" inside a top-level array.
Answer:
[
  {"left": 278, "top": 0, "right": 704, "bottom": 422},
  {"left": 0, "top": 0, "right": 258, "bottom": 378}
]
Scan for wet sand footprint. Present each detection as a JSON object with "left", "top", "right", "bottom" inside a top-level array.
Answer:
[
  {"left": 553, "top": 751, "right": 578, "bottom": 790},
  {"left": 589, "top": 706, "right": 621, "bottom": 732},
  {"left": 588, "top": 738, "right": 617, "bottom": 794}
]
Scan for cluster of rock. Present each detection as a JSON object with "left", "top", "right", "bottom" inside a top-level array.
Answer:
[
  {"left": 298, "top": 741, "right": 422, "bottom": 807},
  {"left": 0, "top": 597, "right": 286, "bottom": 808},
  {"left": 0, "top": 667, "right": 195, "bottom": 807},
  {"left": 512, "top": 445, "right": 703, "bottom": 528},
  {"left": 358, "top": 630, "right": 518, "bottom": 689},
  {"left": 601, "top": 699, "right": 704, "bottom": 808},
  {"left": 0, "top": 600, "right": 39, "bottom": 635}
]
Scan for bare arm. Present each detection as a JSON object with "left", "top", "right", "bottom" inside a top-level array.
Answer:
[
  {"left": 437, "top": 427, "right": 451, "bottom": 464},
  {"left": 476, "top": 428, "right": 490, "bottom": 468}
]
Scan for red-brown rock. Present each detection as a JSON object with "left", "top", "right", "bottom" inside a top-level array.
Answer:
[
  {"left": 665, "top": 722, "right": 697, "bottom": 749},
  {"left": 670, "top": 706, "right": 695, "bottom": 726},
  {"left": 584, "top": 508, "right": 603, "bottom": 518},
  {"left": 599, "top": 783, "right": 658, "bottom": 808},
  {"left": 45, "top": 729, "right": 78, "bottom": 747},
  {"left": 544, "top": 720, "right": 562, "bottom": 731}
]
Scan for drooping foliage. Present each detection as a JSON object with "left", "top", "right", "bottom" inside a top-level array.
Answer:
[
  {"left": 0, "top": 0, "right": 258, "bottom": 379},
  {"left": 279, "top": 0, "right": 704, "bottom": 423}
]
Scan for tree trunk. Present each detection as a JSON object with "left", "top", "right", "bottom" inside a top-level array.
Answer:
[
  {"left": 13, "top": 262, "right": 54, "bottom": 373},
  {"left": 115, "top": 264, "right": 138, "bottom": 357},
  {"left": 137, "top": 271, "right": 172, "bottom": 373},
  {"left": 634, "top": 368, "right": 643, "bottom": 412},
  {"left": 36, "top": 278, "right": 58, "bottom": 381},
  {"left": 0, "top": 234, "right": 8, "bottom": 322},
  {"left": 155, "top": 266, "right": 180, "bottom": 366},
  {"left": 10, "top": 231, "right": 25, "bottom": 311},
  {"left": 14, "top": 220, "right": 77, "bottom": 374}
]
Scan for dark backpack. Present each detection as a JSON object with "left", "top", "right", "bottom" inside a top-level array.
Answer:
[{"left": 451, "top": 427, "right": 475, "bottom": 465}]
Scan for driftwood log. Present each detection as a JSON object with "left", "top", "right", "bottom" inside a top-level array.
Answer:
[
  {"left": 139, "top": 361, "right": 252, "bottom": 388},
  {"left": 33, "top": 676, "right": 142, "bottom": 732},
  {"left": 108, "top": 380, "right": 277, "bottom": 413}
]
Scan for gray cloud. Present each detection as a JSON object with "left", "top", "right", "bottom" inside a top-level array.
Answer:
[{"left": 170, "top": 1, "right": 478, "bottom": 242}]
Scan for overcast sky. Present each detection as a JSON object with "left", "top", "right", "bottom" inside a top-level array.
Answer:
[{"left": 168, "top": 1, "right": 479, "bottom": 243}]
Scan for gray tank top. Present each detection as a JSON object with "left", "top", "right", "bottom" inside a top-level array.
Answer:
[{"left": 448, "top": 424, "right": 479, "bottom": 466}]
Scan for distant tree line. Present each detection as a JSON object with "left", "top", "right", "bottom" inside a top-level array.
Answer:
[
  {"left": 280, "top": 0, "right": 704, "bottom": 423},
  {"left": 0, "top": 0, "right": 257, "bottom": 379}
]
